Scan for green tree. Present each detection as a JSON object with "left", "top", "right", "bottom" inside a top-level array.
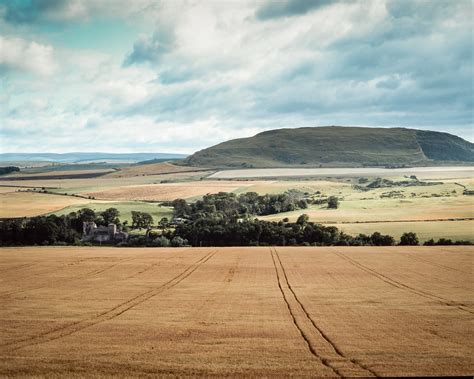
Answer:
[
  {"left": 327, "top": 196, "right": 339, "bottom": 209},
  {"left": 131, "top": 211, "right": 154, "bottom": 230},
  {"left": 296, "top": 214, "right": 309, "bottom": 226},
  {"left": 399, "top": 232, "right": 419, "bottom": 246},
  {"left": 158, "top": 217, "right": 169, "bottom": 230},
  {"left": 101, "top": 208, "right": 120, "bottom": 225}
]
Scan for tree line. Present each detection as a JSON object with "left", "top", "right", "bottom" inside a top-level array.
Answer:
[{"left": 0, "top": 192, "right": 471, "bottom": 247}]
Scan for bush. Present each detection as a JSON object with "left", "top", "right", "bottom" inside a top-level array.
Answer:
[
  {"left": 370, "top": 232, "right": 395, "bottom": 246},
  {"left": 399, "top": 232, "right": 419, "bottom": 246},
  {"left": 171, "top": 236, "right": 188, "bottom": 247},
  {"left": 153, "top": 236, "right": 170, "bottom": 247},
  {"left": 327, "top": 196, "right": 339, "bottom": 209}
]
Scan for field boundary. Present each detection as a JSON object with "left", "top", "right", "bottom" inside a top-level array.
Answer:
[
  {"left": 270, "top": 248, "right": 378, "bottom": 377},
  {"left": 0, "top": 251, "right": 216, "bottom": 352},
  {"left": 320, "top": 217, "right": 474, "bottom": 225}
]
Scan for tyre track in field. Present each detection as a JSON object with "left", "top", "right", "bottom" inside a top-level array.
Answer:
[
  {"left": 123, "top": 254, "right": 187, "bottom": 280},
  {"left": 334, "top": 250, "right": 473, "bottom": 314},
  {"left": 0, "top": 257, "right": 135, "bottom": 298},
  {"left": 270, "top": 248, "right": 378, "bottom": 378},
  {"left": 402, "top": 254, "right": 470, "bottom": 275},
  {"left": 1, "top": 251, "right": 216, "bottom": 353},
  {"left": 0, "top": 263, "right": 37, "bottom": 274}
]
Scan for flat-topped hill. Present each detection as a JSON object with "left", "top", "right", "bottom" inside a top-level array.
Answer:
[{"left": 184, "top": 126, "right": 473, "bottom": 168}]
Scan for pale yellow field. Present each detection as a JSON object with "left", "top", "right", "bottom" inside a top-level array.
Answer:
[
  {"left": 0, "top": 246, "right": 472, "bottom": 377},
  {"left": 210, "top": 166, "right": 474, "bottom": 180},
  {"left": 0, "top": 192, "right": 92, "bottom": 218},
  {"left": 84, "top": 180, "right": 267, "bottom": 201},
  {"left": 105, "top": 162, "right": 210, "bottom": 178},
  {"left": 330, "top": 220, "right": 473, "bottom": 242},
  {"left": 262, "top": 196, "right": 474, "bottom": 223},
  {"left": 0, "top": 187, "right": 23, "bottom": 194}
]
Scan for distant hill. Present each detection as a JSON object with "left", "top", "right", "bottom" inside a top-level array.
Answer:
[
  {"left": 184, "top": 126, "right": 474, "bottom": 168},
  {"left": 0, "top": 152, "right": 187, "bottom": 164}
]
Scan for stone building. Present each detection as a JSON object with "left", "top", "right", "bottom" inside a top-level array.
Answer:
[{"left": 82, "top": 222, "right": 128, "bottom": 243}]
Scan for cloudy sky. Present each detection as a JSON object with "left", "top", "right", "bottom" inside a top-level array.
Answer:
[{"left": 0, "top": 0, "right": 472, "bottom": 153}]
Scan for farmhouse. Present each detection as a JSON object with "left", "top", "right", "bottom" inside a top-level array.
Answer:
[{"left": 82, "top": 222, "right": 128, "bottom": 243}]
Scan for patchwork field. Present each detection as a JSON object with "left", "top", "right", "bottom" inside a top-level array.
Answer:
[
  {"left": 1, "top": 164, "right": 472, "bottom": 241},
  {"left": 84, "top": 181, "right": 266, "bottom": 201},
  {"left": 330, "top": 220, "right": 473, "bottom": 243},
  {"left": 0, "top": 246, "right": 472, "bottom": 377},
  {"left": 0, "top": 191, "right": 91, "bottom": 218},
  {"left": 104, "top": 162, "right": 211, "bottom": 178},
  {"left": 1, "top": 168, "right": 115, "bottom": 179},
  {"left": 210, "top": 166, "right": 474, "bottom": 179}
]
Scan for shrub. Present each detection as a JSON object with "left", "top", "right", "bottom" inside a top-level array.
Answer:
[
  {"left": 153, "top": 236, "right": 170, "bottom": 247},
  {"left": 327, "top": 196, "right": 339, "bottom": 209},
  {"left": 399, "top": 232, "right": 419, "bottom": 246},
  {"left": 171, "top": 236, "right": 188, "bottom": 247}
]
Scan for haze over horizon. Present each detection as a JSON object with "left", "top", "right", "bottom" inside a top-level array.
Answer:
[{"left": 0, "top": 0, "right": 472, "bottom": 154}]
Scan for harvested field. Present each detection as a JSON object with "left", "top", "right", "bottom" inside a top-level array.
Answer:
[
  {"left": 0, "top": 246, "right": 472, "bottom": 377},
  {"left": 105, "top": 162, "right": 210, "bottom": 178},
  {"left": 0, "top": 192, "right": 91, "bottom": 218},
  {"left": 84, "top": 181, "right": 265, "bottom": 201}
]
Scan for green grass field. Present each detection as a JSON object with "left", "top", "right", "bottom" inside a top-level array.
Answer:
[{"left": 330, "top": 220, "right": 473, "bottom": 243}]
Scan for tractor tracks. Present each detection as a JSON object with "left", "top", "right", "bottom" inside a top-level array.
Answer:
[
  {"left": 334, "top": 250, "right": 473, "bottom": 314},
  {"left": 402, "top": 254, "right": 470, "bottom": 275},
  {"left": 270, "top": 248, "right": 378, "bottom": 378},
  {"left": 0, "top": 257, "right": 135, "bottom": 298},
  {"left": 0, "top": 251, "right": 215, "bottom": 353}
]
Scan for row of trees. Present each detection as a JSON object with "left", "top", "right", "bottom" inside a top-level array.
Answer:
[
  {"left": 0, "top": 207, "right": 155, "bottom": 246},
  {"left": 172, "top": 191, "right": 308, "bottom": 220},
  {"left": 0, "top": 166, "right": 20, "bottom": 176},
  {"left": 1, "top": 196, "right": 471, "bottom": 246},
  {"left": 167, "top": 214, "right": 421, "bottom": 247}
]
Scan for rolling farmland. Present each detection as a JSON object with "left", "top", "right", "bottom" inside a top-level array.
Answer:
[
  {"left": 0, "top": 246, "right": 472, "bottom": 377},
  {"left": 210, "top": 166, "right": 474, "bottom": 179}
]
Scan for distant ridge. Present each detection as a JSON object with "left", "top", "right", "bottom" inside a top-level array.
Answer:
[
  {"left": 0, "top": 152, "right": 187, "bottom": 164},
  {"left": 184, "top": 126, "right": 474, "bottom": 168}
]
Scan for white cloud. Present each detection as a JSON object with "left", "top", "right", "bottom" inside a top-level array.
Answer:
[
  {"left": 1, "top": 0, "right": 472, "bottom": 152},
  {"left": 0, "top": 35, "right": 57, "bottom": 76}
]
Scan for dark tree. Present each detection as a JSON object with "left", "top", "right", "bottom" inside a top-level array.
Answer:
[
  {"left": 100, "top": 208, "right": 120, "bottom": 225},
  {"left": 327, "top": 196, "right": 339, "bottom": 209},
  {"left": 132, "top": 211, "right": 154, "bottom": 229},
  {"left": 296, "top": 214, "right": 309, "bottom": 226},
  {"left": 399, "top": 232, "right": 419, "bottom": 246}
]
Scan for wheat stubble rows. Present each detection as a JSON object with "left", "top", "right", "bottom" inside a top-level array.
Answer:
[{"left": 0, "top": 246, "right": 472, "bottom": 377}]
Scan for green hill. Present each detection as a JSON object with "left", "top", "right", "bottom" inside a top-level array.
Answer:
[{"left": 184, "top": 126, "right": 473, "bottom": 168}]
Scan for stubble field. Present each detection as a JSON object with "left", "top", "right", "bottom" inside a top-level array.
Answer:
[{"left": 0, "top": 246, "right": 472, "bottom": 377}]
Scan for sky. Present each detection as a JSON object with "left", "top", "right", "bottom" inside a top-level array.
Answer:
[{"left": 0, "top": 0, "right": 472, "bottom": 154}]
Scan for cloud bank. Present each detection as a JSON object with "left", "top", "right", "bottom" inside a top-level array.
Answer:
[{"left": 0, "top": 0, "right": 472, "bottom": 153}]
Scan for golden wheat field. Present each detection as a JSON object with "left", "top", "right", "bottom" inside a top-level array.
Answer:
[
  {"left": 0, "top": 192, "right": 92, "bottom": 218},
  {"left": 0, "top": 246, "right": 472, "bottom": 377}
]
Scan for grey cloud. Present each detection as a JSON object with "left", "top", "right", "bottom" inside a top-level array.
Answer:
[
  {"left": 0, "top": 0, "right": 64, "bottom": 24},
  {"left": 123, "top": 30, "right": 174, "bottom": 66},
  {"left": 256, "top": 0, "right": 343, "bottom": 20},
  {"left": 385, "top": 0, "right": 471, "bottom": 20}
]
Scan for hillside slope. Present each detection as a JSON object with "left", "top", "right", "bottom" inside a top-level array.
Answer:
[{"left": 184, "top": 126, "right": 473, "bottom": 168}]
